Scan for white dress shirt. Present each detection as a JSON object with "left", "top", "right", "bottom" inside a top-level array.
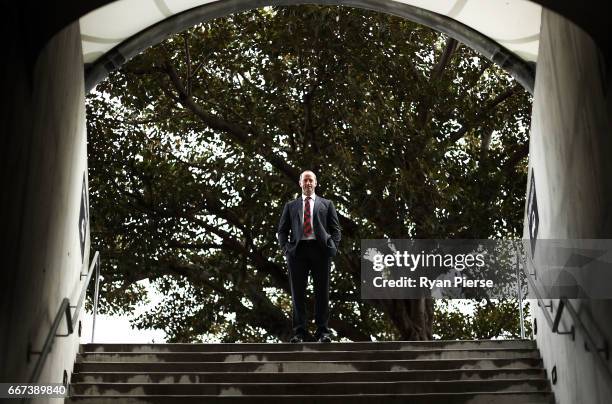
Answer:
[{"left": 301, "top": 193, "right": 316, "bottom": 240}]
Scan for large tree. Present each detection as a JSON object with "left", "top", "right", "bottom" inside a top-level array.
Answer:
[{"left": 87, "top": 5, "right": 532, "bottom": 342}]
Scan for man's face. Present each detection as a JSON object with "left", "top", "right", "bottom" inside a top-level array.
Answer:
[{"left": 299, "top": 172, "right": 317, "bottom": 196}]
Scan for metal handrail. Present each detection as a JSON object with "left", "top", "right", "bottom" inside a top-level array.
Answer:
[
  {"left": 28, "top": 251, "right": 101, "bottom": 383},
  {"left": 73, "top": 251, "right": 101, "bottom": 343},
  {"left": 519, "top": 251, "right": 563, "bottom": 332},
  {"left": 515, "top": 245, "right": 526, "bottom": 339},
  {"left": 520, "top": 246, "right": 612, "bottom": 383}
]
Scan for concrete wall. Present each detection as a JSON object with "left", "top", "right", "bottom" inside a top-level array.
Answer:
[
  {"left": 526, "top": 8, "right": 612, "bottom": 404},
  {"left": 0, "top": 14, "right": 89, "bottom": 395}
]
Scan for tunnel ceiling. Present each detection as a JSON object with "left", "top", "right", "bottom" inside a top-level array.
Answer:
[{"left": 80, "top": 0, "right": 542, "bottom": 66}]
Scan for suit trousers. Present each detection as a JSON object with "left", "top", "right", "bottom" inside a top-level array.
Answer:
[{"left": 287, "top": 240, "right": 331, "bottom": 336}]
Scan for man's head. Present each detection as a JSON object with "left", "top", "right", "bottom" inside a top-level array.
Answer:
[{"left": 299, "top": 170, "right": 317, "bottom": 196}]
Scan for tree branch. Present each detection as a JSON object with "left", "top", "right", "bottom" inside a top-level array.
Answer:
[
  {"left": 183, "top": 33, "right": 192, "bottom": 96},
  {"left": 430, "top": 38, "right": 459, "bottom": 82},
  {"left": 303, "top": 88, "right": 316, "bottom": 152},
  {"left": 415, "top": 38, "right": 459, "bottom": 129},
  {"left": 501, "top": 142, "right": 529, "bottom": 175},
  {"left": 446, "top": 84, "right": 522, "bottom": 144},
  {"left": 162, "top": 57, "right": 301, "bottom": 182},
  {"left": 159, "top": 56, "right": 362, "bottom": 238},
  {"left": 479, "top": 128, "right": 494, "bottom": 162},
  {"left": 167, "top": 241, "right": 223, "bottom": 250}
]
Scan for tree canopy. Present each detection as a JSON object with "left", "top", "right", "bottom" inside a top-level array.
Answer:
[{"left": 87, "top": 5, "right": 532, "bottom": 342}]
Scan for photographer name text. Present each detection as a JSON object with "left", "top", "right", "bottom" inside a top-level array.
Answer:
[{"left": 372, "top": 276, "right": 494, "bottom": 289}]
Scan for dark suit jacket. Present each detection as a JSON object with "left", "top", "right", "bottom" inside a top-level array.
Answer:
[{"left": 277, "top": 196, "right": 341, "bottom": 257}]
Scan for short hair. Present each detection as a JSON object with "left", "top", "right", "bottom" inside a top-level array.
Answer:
[{"left": 299, "top": 170, "right": 317, "bottom": 182}]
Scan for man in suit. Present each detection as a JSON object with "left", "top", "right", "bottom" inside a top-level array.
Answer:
[{"left": 277, "top": 170, "right": 341, "bottom": 343}]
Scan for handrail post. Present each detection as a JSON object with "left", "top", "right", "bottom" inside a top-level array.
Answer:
[
  {"left": 64, "top": 302, "right": 73, "bottom": 336},
  {"left": 28, "top": 298, "right": 71, "bottom": 383},
  {"left": 27, "top": 251, "right": 101, "bottom": 389},
  {"left": 515, "top": 242, "right": 526, "bottom": 339},
  {"left": 91, "top": 253, "right": 100, "bottom": 343}
]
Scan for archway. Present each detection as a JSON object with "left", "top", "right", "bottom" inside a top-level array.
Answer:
[{"left": 81, "top": 0, "right": 539, "bottom": 92}]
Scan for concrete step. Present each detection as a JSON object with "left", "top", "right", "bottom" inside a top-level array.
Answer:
[
  {"left": 76, "top": 348, "right": 539, "bottom": 363},
  {"left": 72, "top": 368, "right": 546, "bottom": 383},
  {"left": 81, "top": 340, "right": 537, "bottom": 353},
  {"left": 66, "top": 392, "right": 555, "bottom": 404},
  {"left": 70, "top": 340, "right": 552, "bottom": 403},
  {"left": 70, "top": 379, "right": 550, "bottom": 395},
  {"left": 73, "top": 357, "right": 543, "bottom": 373}
]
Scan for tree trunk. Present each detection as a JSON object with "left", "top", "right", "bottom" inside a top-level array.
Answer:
[{"left": 383, "top": 299, "right": 434, "bottom": 340}]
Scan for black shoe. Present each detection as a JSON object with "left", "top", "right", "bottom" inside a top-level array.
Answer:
[
  {"left": 289, "top": 333, "right": 304, "bottom": 343},
  {"left": 317, "top": 333, "right": 332, "bottom": 343}
]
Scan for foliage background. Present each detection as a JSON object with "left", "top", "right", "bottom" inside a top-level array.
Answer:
[{"left": 86, "top": 5, "right": 532, "bottom": 341}]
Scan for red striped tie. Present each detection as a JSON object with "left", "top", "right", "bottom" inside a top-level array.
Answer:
[{"left": 303, "top": 197, "right": 313, "bottom": 237}]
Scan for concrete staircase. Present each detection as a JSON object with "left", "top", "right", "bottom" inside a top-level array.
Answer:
[{"left": 67, "top": 339, "right": 554, "bottom": 403}]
